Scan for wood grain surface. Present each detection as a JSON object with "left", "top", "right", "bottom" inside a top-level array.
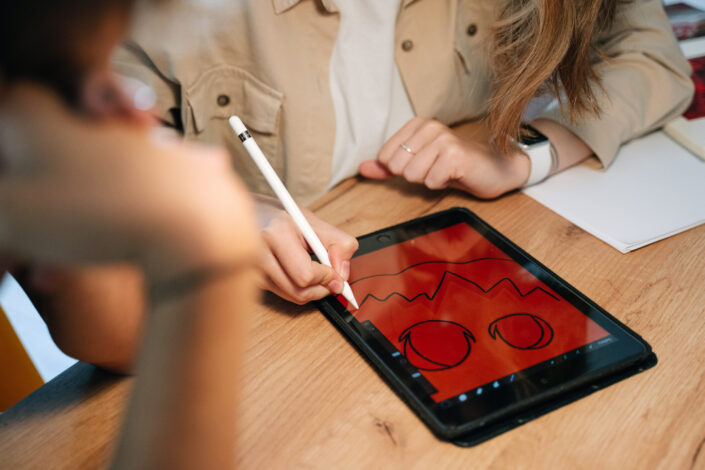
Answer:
[{"left": 1, "top": 174, "right": 704, "bottom": 470}]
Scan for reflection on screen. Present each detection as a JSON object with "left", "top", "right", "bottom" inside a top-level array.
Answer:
[{"left": 336, "top": 223, "right": 610, "bottom": 402}]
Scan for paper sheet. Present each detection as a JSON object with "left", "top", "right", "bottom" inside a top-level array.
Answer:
[
  {"left": 0, "top": 273, "right": 77, "bottom": 382},
  {"left": 523, "top": 131, "right": 705, "bottom": 253}
]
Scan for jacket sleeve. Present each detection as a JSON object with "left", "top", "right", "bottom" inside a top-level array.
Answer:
[{"left": 537, "top": 0, "right": 694, "bottom": 167}]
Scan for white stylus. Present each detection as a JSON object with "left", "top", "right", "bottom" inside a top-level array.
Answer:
[{"left": 229, "top": 116, "right": 359, "bottom": 310}]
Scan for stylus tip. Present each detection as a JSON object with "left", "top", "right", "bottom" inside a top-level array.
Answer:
[{"left": 342, "top": 283, "right": 359, "bottom": 310}]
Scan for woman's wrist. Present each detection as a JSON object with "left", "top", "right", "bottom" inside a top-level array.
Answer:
[
  {"left": 506, "top": 147, "right": 532, "bottom": 190},
  {"left": 529, "top": 118, "right": 594, "bottom": 173}
]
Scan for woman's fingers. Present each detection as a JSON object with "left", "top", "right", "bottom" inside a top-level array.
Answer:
[
  {"left": 257, "top": 247, "right": 332, "bottom": 305},
  {"left": 384, "top": 120, "right": 447, "bottom": 176},
  {"left": 256, "top": 207, "right": 359, "bottom": 304},
  {"left": 400, "top": 137, "right": 444, "bottom": 184},
  {"left": 320, "top": 228, "right": 358, "bottom": 282},
  {"left": 358, "top": 160, "right": 394, "bottom": 179},
  {"left": 263, "top": 218, "right": 335, "bottom": 290},
  {"left": 377, "top": 117, "right": 427, "bottom": 167},
  {"left": 260, "top": 276, "right": 331, "bottom": 306},
  {"left": 359, "top": 118, "right": 452, "bottom": 182}
]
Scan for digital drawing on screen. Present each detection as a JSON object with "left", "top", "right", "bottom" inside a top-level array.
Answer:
[
  {"left": 488, "top": 313, "right": 554, "bottom": 350},
  {"left": 354, "top": 258, "right": 560, "bottom": 308},
  {"left": 336, "top": 222, "right": 611, "bottom": 402},
  {"left": 399, "top": 320, "right": 476, "bottom": 371}
]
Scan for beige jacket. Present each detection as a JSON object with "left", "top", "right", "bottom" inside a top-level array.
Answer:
[{"left": 115, "top": 0, "right": 693, "bottom": 205}]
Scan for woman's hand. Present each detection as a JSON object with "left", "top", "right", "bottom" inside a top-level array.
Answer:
[
  {"left": 254, "top": 195, "right": 358, "bottom": 305},
  {"left": 359, "top": 117, "right": 531, "bottom": 199}
]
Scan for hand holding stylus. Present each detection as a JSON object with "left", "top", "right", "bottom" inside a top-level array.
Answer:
[
  {"left": 255, "top": 195, "right": 358, "bottom": 305},
  {"left": 230, "top": 116, "right": 359, "bottom": 308}
]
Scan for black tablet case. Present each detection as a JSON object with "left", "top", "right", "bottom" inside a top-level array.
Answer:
[
  {"left": 314, "top": 208, "right": 658, "bottom": 446},
  {"left": 450, "top": 352, "right": 657, "bottom": 446},
  {"left": 317, "top": 295, "right": 657, "bottom": 447}
]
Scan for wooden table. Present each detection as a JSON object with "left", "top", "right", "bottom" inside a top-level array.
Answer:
[{"left": 1, "top": 176, "right": 704, "bottom": 469}]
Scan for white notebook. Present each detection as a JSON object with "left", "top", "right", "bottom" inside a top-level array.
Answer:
[{"left": 523, "top": 131, "right": 705, "bottom": 253}]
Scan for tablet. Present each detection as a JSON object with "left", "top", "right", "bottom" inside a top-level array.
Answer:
[{"left": 315, "top": 208, "right": 656, "bottom": 446}]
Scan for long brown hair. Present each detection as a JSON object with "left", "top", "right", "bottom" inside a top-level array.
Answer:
[{"left": 488, "top": 0, "right": 625, "bottom": 152}]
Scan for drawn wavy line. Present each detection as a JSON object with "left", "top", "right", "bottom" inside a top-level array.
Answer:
[
  {"left": 357, "top": 270, "right": 560, "bottom": 308},
  {"left": 350, "top": 257, "right": 514, "bottom": 285}
]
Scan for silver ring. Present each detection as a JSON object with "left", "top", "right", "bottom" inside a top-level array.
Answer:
[{"left": 400, "top": 143, "right": 415, "bottom": 155}]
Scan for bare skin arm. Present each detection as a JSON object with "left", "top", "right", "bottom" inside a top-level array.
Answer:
[
  {"left": 20, "top": 264, "right": 145, "bottom": 374},
  {"left": 0, "top": 84, "right": 259, "bottom": 468},
  {"left": 530, "top": 118, "right": 593, "bottom": 174},
  {"left": 111, "top": 264, "right": 257, "bottom": 469}
]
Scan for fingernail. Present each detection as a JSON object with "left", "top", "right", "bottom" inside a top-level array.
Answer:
[
  {"left": 340, "top": 261, "right": 350, "bottom": 281},
  {"left": 328, "top": 279, "right": 343, "bottom": 294}
]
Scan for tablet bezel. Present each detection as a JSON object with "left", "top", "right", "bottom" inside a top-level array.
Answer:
[{"left": 315, "top": 207, "right": 654, "bottom": 440}]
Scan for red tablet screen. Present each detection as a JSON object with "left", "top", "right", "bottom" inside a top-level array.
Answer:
[{"left": 336, "top": 222, "right": 610, "bottom": 403}]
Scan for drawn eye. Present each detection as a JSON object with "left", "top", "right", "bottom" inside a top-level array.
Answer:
[
  {"left": 488, "top": 313, "right": 553, "bottom": 350},
  {"left": 398, "top": 320, "right": 475, "bottom": 371}
]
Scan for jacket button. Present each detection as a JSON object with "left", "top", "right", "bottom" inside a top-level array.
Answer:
[
  {"left": 467, "top": 24, "right": 477, "bottom": 36},
  {"left": 401, "top": 39, "right": 414, "bottom": 52},
  {"left": 217, "top": 94, "right": 230, "bottom": 107}
]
